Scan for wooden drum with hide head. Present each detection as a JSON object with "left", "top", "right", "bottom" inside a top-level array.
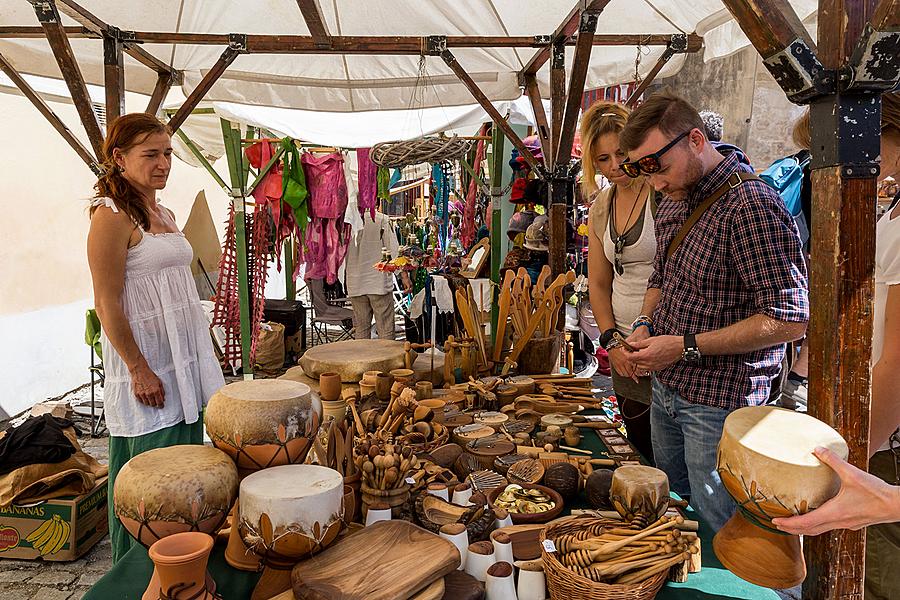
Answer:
[
  {"left": 205, "top": 380, "right": 321, "bottom": 476},
  {"left": 239, "top": 465, "right": 344, "bottom": 600},
  {"left": 610, "top": 465, "right": 669, "bottom": 528},
  {"left": 114, "top": 445, "right": 239, "bottom": 548},
  {"left": 714, "top": 406, "right": 848, "bottom": 589}
]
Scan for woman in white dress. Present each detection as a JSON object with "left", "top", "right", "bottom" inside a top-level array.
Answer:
[
  {"left": 86, "top": 113, "right": 224, "bottom": 563},
  {"left": 582, "top": 101, "right": 658, "bottom": 463}
]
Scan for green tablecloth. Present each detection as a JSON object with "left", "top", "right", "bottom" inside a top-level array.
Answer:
[{"left": 87, "top": 417, "right": 777, "bottom": 600}]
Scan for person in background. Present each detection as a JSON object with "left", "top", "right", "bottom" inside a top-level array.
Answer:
[
  {"left": 87, "top": 113, "right": 225, "bottom": 563},
  {"left": 699, "top": 110, "right": 724, "bottom": 142},
  {"left": 346, "top": 210, "right": 400, "bottom": 339},
  {"left": 774, "top": 92, "right": 900, "bottom": 600},
  {"left": 619, "top": 89, "right": 809, "bottom": 531},
  {"left": 582, "top": 101, "right": 657, "bottom": 463}
]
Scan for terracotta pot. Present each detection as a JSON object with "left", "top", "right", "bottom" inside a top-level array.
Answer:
[
  {"left": 375, "top": 373, "right": 393, "bottom": 400},
  {"left": 318, "top": 372, "right": 343, "bottom": 402},
  {"left": 145, "top": 532, "right": 215, "bottom": 600},
  {"left": 224, "top": 499, "right": 262, "bottom": 572},
  {"left": 360, "top": 483, "right": 410, "bottom": 518}
]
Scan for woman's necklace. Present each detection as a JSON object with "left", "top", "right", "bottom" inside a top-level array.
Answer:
[{"left": 611, "top": 182, "right": 647, "bottom": 276}]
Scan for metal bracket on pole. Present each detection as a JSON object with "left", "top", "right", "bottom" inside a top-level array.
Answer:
[
  {"left": 844, "top": 24, "right": 900, "bottom": 91},
  {"left": 762, "top": 38, "right": 829, "bottom": 103},
  {"left": 533, "top": 35, "right": 551, "bottom": 46},
  {"left": 426, "top": 35, "right": 447, "bottom": 56}
]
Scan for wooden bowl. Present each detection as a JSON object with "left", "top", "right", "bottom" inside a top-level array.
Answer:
[{"left": 486, "top": 484, "right": 564, "bottom": 524}]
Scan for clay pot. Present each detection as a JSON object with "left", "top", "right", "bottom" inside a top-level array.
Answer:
[
  {"left": 318, "top": 372, "right": 343, "bottom": 402},
  {"left": 375, "top": 373, "right": 393, "bottom": 400},
  {"left": 224, "top": 499, "right": 262, "bottom": 572},
  {"left": 145, "top": 532, "right": 216, "bottom": 600},
  {"left": 360, "top": 483, "right": 410, "bottom": 518},
  {"left": 321, "top": 399, "right": 348, "bottom": 423},
  {"left": 389, "top": 368, "right": 415, "bottom": 384},
  {"left": 415, "top": 380, "right": 434, "bottom": 400}
]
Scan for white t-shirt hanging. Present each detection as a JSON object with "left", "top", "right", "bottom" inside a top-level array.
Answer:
[{"left": 874, "top": 202, "right": 900, "bottom": 452}]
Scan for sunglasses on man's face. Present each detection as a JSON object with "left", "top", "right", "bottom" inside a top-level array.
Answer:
[{"left": 621, "top": 131, "right": 691, "bottom": 178}]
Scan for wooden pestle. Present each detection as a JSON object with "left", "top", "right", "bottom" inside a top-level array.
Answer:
[
  {"left": 560, "top": 517, "right": 681, "bottom": 556},
  {"left": 616, "top": 551, "right": 692, "bottom": 585}
]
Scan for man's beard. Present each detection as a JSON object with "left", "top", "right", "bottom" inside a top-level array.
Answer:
[{"left": 668, "top": 155, "right": 704, "bottom": 201}]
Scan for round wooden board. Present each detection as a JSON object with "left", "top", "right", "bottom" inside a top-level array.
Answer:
[{"left": 298, "top": 339, "right": 407, "bottom": 382}]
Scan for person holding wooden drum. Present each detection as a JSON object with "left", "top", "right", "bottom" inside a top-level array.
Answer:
[
  {"left": 773, "top": 92, "right": 900, "bottom": 600},
  {"left": 582, "top": 101, "right": 659, "bottom": 463},
  {"left": 87, "top": 114, "right": 225, "bottom": 563},
  {"left": 617, "top": 90, "right": 809, "bottom": 533}
]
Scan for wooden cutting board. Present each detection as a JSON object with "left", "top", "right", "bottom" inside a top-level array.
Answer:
[
  {"left": 298, "top": 339, "right": 407, "bottom": 382},
  {"left": 291, "top": 520, "right": 460, "bottom": 600}
]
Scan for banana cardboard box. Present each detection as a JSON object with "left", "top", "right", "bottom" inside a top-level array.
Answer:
[{"left": 0, "top": 476, "right": 107, "bottom": 561}]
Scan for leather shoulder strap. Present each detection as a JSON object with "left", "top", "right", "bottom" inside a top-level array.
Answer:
[{"left": 665, "top": 172, "right": 759, "bottom": 261}]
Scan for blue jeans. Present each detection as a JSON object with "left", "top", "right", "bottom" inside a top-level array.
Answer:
[{"left": 650, "top": 377, "right": 736, "bottom": 532}]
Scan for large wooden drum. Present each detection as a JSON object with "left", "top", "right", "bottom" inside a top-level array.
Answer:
[
  {"left": 239, "top": 465, "right": 344, "bottom": 600},
  {"left": 714, "top": 406, "right": 848, "bottom": 588},
  {"left": 114, "top": 445, "right": 239, "bottom": 547},
  {"left": 205, "top": 380, "right": 321, "bottom": 476}
]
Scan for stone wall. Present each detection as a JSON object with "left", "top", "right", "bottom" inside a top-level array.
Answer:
[{"left": 650, "top": 47, "right": 806, "bottom": 168}]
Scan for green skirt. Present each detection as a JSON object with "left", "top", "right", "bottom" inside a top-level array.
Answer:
[{"left": 107, "top": 417, "right": 204, "bottom": 565}]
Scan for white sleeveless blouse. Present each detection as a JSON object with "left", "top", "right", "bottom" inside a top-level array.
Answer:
[{"left": 92, "top": 198, "right": 224, "bottom": 437}]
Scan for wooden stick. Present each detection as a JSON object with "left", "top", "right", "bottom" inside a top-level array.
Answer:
[
  {"left": 616, "top": 551, "right": 691, "bottom": 584},
  {"left": 559, "top": 445, "right": 592, "bottom": 455},
  {"left": 593, "top": 517, "right": 682, "bottom": 556}
]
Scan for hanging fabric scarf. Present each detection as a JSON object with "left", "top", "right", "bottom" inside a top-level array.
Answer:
[
  {"left": 281, "top": 138, "right": 309, "bottom": 239},
  {"left": 461, "top": 123, "right": 489, "bottom": 248},
  {"left": 357, "top": 148, "right": 378, "bottom": 220}
]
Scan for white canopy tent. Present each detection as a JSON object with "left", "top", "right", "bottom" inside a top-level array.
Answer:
[{"left": 0, "top": 0, "right": 818, "bottom": 113}]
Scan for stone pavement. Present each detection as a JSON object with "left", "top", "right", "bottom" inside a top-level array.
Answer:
[{"left": 0, "top": 390, "right": 112, "bottom": 600}]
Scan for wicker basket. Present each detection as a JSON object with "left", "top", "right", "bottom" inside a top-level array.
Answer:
[{"left": 541, "top": 517, "right": 668, "bottom": 600}]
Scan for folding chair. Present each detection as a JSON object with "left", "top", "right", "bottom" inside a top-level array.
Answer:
[
  {"left": 84, "top": 309, "right": 107, "bottom": 437},
  {"left": 307, "top": 278, "right": 354, "bottom": 346}
]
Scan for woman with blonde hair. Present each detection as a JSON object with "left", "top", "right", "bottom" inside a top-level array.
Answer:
[
  {"left": 582, "top": 101, "right": 657, "bottom": 462},
  {"left": 87, "top": 113, "right": 224, "bottom": 563}
]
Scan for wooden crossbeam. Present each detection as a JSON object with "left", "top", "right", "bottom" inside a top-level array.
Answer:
[
  {"left": 846, "top": 0, "right": 900, "bottom": 90},
  {"left": 0, "top": 50, "right": 99, "bottom": 174},
  {"left": 103, "top": 34, "right": 124, "bottom": 125},
  {"left": 556, "top": 12, "right": 598, "bottom": 167},
  {"left": 520, "top": 0, "right": 613, "bottom": 76},
  {"left": 522, "top": 74, "right": 550, "bottom": 166},
  {"left": 168, "top": 45, "right": 241, "bottom": 133},
  {"left": 296, "top": 0, "right": 331, "bottom": 48},
  {"left": 55, "top": 0, "right": 181, "bottom": 83},
  {"left": 440, "top": 49, "right": 541, "bottom": 174},
  {"left": 33, "top": 0, "right": 104, "bottom": 158},
  {"left": 625, "top": 36, "right": 686, "bottom": 107},
  {"left": 549, "top": 43, "right": 566, "bottom": 168},
  {"left": 719, "top": 0, "right": 815, "bottom": 58},
  {"left": 871, "top": 0, "right": 900, "bottom": 29},
  {"left": 0, "top": 27, "right": 703, "bottom": 51},
  {"left": 145, "top": 71, "right": 173, "bottom": 116}
]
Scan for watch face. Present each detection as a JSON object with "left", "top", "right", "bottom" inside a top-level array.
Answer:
[{"left": 684, "top": 349, "right": 701, "bottom": 362}]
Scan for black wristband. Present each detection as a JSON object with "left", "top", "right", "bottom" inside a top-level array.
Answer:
[{"left": 599, "top": 328, "right": 619, "bottom": 349}]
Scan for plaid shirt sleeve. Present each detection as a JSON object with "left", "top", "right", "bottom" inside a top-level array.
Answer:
[{"left": 731, "top": 181, "right": 810, "bottom": 323}]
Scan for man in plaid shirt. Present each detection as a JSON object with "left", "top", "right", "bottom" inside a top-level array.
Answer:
[{"left": 618, "top": 90, "right": 809, "bottom": 532}]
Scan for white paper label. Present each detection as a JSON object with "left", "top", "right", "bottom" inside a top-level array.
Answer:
[
  {"left": 405, "top": 477, "right": 416, "bottom": 485},
  {"left": 542, "top": 539, "right": 557, "bottom": 553}
]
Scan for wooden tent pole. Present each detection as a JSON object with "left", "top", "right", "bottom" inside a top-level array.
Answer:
[
  {"left": 0, "top": 50, "right": 100, "bottom": 175},
  {"left": 168, "top": 39, "right": 244, "bottom": 133},
  {"left": 439, "top": 49, "right": 542, "bottom": 174},
  {"left": 32, "top": 0, "right": 105, "bottom": 158},
  {"left": 522, "top": 74, "right": 551, "bottom": 166},
  {"left": 625, "top": 35, "right": 688, "bottom": 108},
  {"left": 295, "top": 0, "right": 332, "bottom": 48},
  {"left": 519, "top": 0, "right": 614, "bottom": 77},
  {"left": 723, "top": 0, "right": 898, "bottom": 597},
  {"left": 555, "top": 11, "right": 599, "bottom": 167},
  {"left": 146, "top": 72, "right": 173, "bottom": 116},
  {"left": 103, "top": 34, "right": 124, "bottom": 125}
]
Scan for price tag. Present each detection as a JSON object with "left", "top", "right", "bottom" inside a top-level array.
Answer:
[
  {"left": 542, "top": 539, "right": 557, "bottom": 553},
  {"left": 405, "top": 477, "right": 416, "bottom": 485}
]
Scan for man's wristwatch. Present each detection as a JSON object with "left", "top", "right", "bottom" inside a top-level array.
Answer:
[{"left": 682, "top": 333, "right": 701, "bottom": 363}]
